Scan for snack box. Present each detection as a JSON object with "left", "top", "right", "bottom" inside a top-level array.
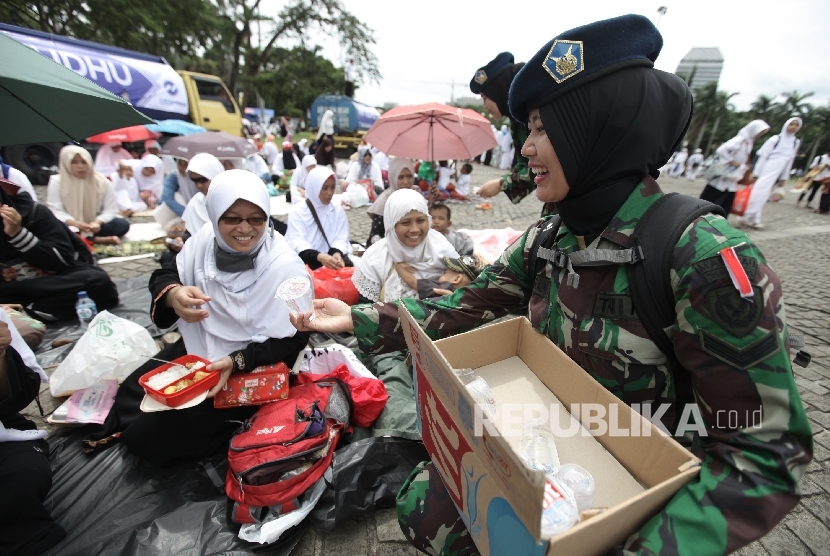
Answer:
[
  {"left": 213, "top": 362, "right": 290, "bottom": 409},
  {"left": 400, "top": 306, "right": 700, "bottom": 556},
  {"left": 139, "top": 355, "right": 218, "bottom": 408}
]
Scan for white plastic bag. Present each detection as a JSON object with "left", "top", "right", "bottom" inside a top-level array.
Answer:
[
  {"left": 292, "top": 344, "right": 373, "bottom": 378},
  {"left": 49, "top": 311, "right": 157, "bottom": 396}
]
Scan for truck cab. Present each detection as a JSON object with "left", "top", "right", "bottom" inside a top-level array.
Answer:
[{"left": 178, "top": 71, "right": 242, "bottom": 136}]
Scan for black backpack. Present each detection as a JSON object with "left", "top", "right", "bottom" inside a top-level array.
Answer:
[{"left": 528, "top": 193, "right": 808, "bottom": 366}]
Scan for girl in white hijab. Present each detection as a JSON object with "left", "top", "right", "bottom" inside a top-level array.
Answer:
[
  {"left": 182, "top": 153, "right": 225, "bottom": 236},
  {"left": 344, "top": 146, "right": 383, "bottom": 192},
  {"left": 286, "top": 166, "right": 352, "bottom": 270},
  {"left": 316, "top": 109, "right": 335, "bottom": 141},
  {"left": 135, "top": 154, "right": 165, "bottom": 209},
  {"left": 740, "top": 117, "right": 802, "bottom": 228},
  {"left": 84, "top": 169, "right": 309, "bottom": 467},
  {"left": 46, "top": 145, "right": 130, "bottom": 243},
  {"left": 110, "top": 159, "right": 147, "bottom": 214},
  {"left": 289, "top": 154, "right": 317, "bottom": 205},
  {"left": 93, "top": 142, "right": 126, "bottom": 175},
  {"left": 365, "top": 158, "right": 416, "bottom": 246},
  {"left": 352, "top": 189, "right": 457, "bottom": 302},
  {"left": 699, "top": 119, "right": 770, "bottom": 214}
]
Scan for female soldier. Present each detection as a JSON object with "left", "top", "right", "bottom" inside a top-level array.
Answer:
[
  {"left": 472, "top": 52, "right": 554, "bottom": 216},
  {"left": 294, "top": 15, "right": 812, "bottom": 555}
]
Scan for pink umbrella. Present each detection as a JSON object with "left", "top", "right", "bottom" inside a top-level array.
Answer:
[{"left": 364, "top": 103, "right": 497, "bottom": 160}]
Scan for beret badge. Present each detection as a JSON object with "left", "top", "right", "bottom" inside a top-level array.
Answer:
[
  {"left": 543, "top": 40, "right": 584, "bottom": 84},
  {"left": 474, "top": 69, "right": 488, "bottom": 85}
]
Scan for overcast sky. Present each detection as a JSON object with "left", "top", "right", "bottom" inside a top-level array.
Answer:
[{"left": 258, "top": 0, "right": 830, "bottom": 112}]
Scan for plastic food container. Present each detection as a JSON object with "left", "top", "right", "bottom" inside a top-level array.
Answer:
[{"left": 139, "top": 355, "right": 218, "bottom": 408}]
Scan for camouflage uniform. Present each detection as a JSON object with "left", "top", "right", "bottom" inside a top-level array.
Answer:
[
  {"left": 355, "top": 179, "right": 813, "bottom": 554},
  {"left": 497, "top": 124, "right": 556, "bottom": 218}
]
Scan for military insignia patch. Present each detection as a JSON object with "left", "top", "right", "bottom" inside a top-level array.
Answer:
[
  {"left": 543, "top": 40, "right": 584, "bottom": 83},
  {"left": 474, "top": 69, "right": 488, "bottom": 85},
  {"left": 699, "top": 329, "right": 780, "bottom": 371},
  {"left": 705, "top": 285, "right": 763, "bottom": 337},
  {"left": 694, "top": 255, "right": 757, "bottom": 283}
]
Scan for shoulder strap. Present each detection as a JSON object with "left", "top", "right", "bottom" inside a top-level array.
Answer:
[
  {"left": 305, "top": 199, "right": 331, "bottom": 249},
  {"left": 627, "top": 193, "right": 724, "bottom": 358},
  {"left": 528, "top": 216, "right": 562, "bottom": 282}
]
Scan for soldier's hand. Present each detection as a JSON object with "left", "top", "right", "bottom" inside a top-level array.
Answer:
[
  {"left": 477, "top": 179, "right": 502, "bottom": 198},
  {"left": 290, "top": 298, "right": 354, "bottom": 333}
]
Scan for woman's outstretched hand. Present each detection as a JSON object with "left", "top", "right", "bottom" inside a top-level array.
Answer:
[
  {"left": 290, "top": 298, "right": 354, "bottom": 333},
  {"left": 167, "top": 286, "right": 211, "bottom": 323}
]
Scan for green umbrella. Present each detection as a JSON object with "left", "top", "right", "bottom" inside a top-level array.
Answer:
[{"left": 0, "top": 32, "right": 154, "bottom": 147}]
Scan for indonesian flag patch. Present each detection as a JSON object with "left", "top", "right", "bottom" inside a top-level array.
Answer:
[{"left": 719, "top": 246, "right": 754, "bottom": 299}]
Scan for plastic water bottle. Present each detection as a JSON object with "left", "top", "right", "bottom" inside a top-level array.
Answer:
[
  {"left": 75, "top": 291, "right": 98, "bottom": 326},
  {"left": 520, "top": 425, "right": 561, "bottom": 475}
]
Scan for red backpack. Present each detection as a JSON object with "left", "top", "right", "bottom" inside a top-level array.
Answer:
[{"left": 225, "top": 378, "right": 353, "bottom": 524}]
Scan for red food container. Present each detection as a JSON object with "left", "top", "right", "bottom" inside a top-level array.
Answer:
[
  {"left": 213, "top": 362, "right": 289, "bottom": 409},
  {"left": 139, "top": 355, "right": 218, "bottom": 408}
]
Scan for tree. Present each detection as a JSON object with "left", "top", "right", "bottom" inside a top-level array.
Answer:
[
  {"left": 215, "top": 0, "right": 380, "bottom": 97},
  {"left": 253, "top": 45, "right": 341, "bottom": 117},
  {"left": 779, "top": 90, "right": 814, "bottom": 118},
  {"left": 749, "top": 95, "right": 777, "bottom": 120},
  {"left": 687, "top": 82, "right": 739, "bottom": 154}
]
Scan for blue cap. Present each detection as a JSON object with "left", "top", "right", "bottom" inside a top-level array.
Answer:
[
  {"left": 470, "top": 52, "right": 515, "bottom": 94},
  {"left": 509, "top": 14, "right": 663, "bottom": 123}
]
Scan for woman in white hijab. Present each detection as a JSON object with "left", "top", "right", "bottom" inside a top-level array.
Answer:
[
  {"left": 316, "top": 109, "right": 335, "bottom": 141},
  {"left": 498, "top": 124, "right": 513, "bottom": 170},
  {"left": 135, "top": 154, "right": 165, "bottom": 209},
  {"left": 46, "top": 145, "right": 130, "bottom": 243},
  {"left": 739, "top": 117, "right": 802, "bottom": 229},
  {"left": 286, "top": 166, "right": 352, "bottom": 270},
  {"left": 352, "top": 189, "right": 457, "bottom": 302},
  {"left": 83, "top": 169, "right": 309, "bottom": 467},
  {"left": 181, "top": 153, "right": 225, "bottom": 236},
  {"left": 344, "top": 146, "right": 383, "bottom": 193},
  {"left": 289, "top": 154, "right": 317, "bottom": 205},
  {"left": 93, "top": 142, "right": 126, "bottom": 175},
  {"left": 699, "top": 119, "right": 770, "bottom": 214},
  {"left": 365, "top": 158, "right": 416, "bottom": 247},
  {"left": 110, "top": 159, "right": 147, "bottom": 215}
]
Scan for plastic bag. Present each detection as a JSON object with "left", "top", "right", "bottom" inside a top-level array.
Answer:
[
  {"left": 49, "top": 310, "right": 157, "bottom": 396},
  {"left": 292, "top": 343, "right": 374, "bottom": 378},
  {"left": 308, "top": 265, "right": 359, "bottom": 305},
  {"left": 296, "top": 363, "right": 388, "bottom": 428},
  {"left": 731, "top": 185, "right": 752, "bottom": 216}
]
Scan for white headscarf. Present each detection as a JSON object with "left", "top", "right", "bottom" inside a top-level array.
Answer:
[
  {"left": 352, "top": 189, "right": 458, "bottom": 302},
  {"left": 135, "top": 154, "right": 165, "bottom": 195},
  {"left": 777, "top": 117, "right": 802, "bottom": 148},
  {"left": 176, "top": 169, "right": 301, "bottom": 361},
  {"left": 172, "top": 158, "right": 198, "bottom": 202},
  {"left": 738, "top": 120, "right": 771, "bottom": 142},
  {"left": 182, "top": 153, "right": 226, "bottom": 236},
  {"left": 368, "top": 157, "right": 413, "bottom": 217},
  {"left": 94, "top": 143, "right": 125, "bottom": 175},
  {"left": 286, "top": 166, "right": 350, "bottom": 255}
]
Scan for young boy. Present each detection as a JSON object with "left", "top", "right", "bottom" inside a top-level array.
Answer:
[
  {"left": 447, "top": 163, "right": 472, "bottom": 200},
  {"left": 429, "top": 203, "right": 474, "bottom": 255},
  {"left": 395, "top": 255, "right": 485, "bottom": 299}
]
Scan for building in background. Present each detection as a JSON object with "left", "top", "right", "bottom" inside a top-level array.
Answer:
[
  {"left": 453, "top": 95, "right": 483, "bottom": 107},
  {"left": 676, "top": 47, "right": 724, "bottom": 93}
]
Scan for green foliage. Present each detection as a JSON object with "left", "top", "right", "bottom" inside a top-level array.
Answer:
[{"left": 254, "top": 45, "right": 342, "bottom": 117}]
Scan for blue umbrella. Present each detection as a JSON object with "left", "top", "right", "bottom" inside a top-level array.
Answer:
[{"left": 145, "top": 119, "right": 206, "bottom": 136}]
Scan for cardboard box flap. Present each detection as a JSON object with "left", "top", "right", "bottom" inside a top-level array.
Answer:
[{"left": 399, "top": 306, "right": 546, "bottom": 540}]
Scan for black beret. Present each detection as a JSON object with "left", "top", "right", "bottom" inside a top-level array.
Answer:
[
  {"left": 508, "top": 14, "right": 663, "bottom": 123},
  {"left": 470, "top": 52, "right": 515, "bottom": 94}
]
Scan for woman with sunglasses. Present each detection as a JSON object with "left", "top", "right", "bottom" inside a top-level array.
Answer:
[
  {"left": 84, "top": 170, "right": 309, "bottom": 466},
  {"left": 181, "top": 153, "right": 225, "bottom": 237}
]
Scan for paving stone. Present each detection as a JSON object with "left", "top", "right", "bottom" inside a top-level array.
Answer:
[
  {"left": 374, "top": 508, "right": 407, "bottom": 543},
  {"left": 815, "top": 432, "right": 830, "bottom": 451},
  {"left": 811, "top": 469, "right": 830, "bottom": 496},
  {"left": 374, "top": 542, "right": 420, "bottom": 556},
  {"left": 809, "top": 410, "right": 830, "bottom": 430},
  {"left": 759, "top": 520, "right": 812, "bottom": 556},
  {"left": 801, "top": 493, "right": 830, "bottom": 529},
  {"left": 785, "top": 510, "right": 830, "bottom": 556},
  {"left": 801, "top": 391, "right": 830, "bottom": 413},
  {"left": 799, "top": 475, "right": 826, "bottom": 496},
  {"left": 292, "top": 526, "right": 318, "bottom": 556},
  {"left": 796, "top": 378, "right": 829, "bottom": 396},
  {"left": 732, "top": 540, "right": 769, "bottom": 556},
  {"left": 322, "top": 518, "right": 368, "bottom": 556},
  {"left": 815, "top": 443, "right": 830, "bottom": 463}
]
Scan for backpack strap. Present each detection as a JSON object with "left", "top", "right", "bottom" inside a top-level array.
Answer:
[
  {"left": 305, "top": 199, "right": 332, "bottom": 249},
  {"left": 627, "top": 193, "right": 724, "bottom": 358},
  {"left": 527, "top": 215, "right": 562, "bottom": 283}
]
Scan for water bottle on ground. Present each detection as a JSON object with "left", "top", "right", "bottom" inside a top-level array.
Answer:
[
  {"left": 75, "top": 291, "right": 98, "bottom": 326},
  {"left": 520, "top": 424, "right": 561, "bottom": 475}
]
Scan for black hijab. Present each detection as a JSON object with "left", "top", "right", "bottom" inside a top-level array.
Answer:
[
  {"left": 539, "top": 66, "right": 693, "bottom": 236},
  {"left": 481, "top": 63, "right": 525, "bottom": 122}
]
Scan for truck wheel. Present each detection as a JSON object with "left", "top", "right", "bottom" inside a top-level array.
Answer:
[{"left": 2, "top": 143, "right": 64, "bottom": 185}]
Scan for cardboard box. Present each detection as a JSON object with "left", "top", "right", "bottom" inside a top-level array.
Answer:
[{"left": 400, "top": 308, "right": 700, "bottom": 556}]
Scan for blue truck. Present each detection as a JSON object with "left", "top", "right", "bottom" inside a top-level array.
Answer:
[{"left": 309, "top": 95, "right": 380, "bottom": 152}]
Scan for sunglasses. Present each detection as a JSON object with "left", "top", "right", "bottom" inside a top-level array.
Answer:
[
  {"left": 220, "top": 216, "right": 268, "bottom": 226},
  {"left": 191, "top": 176, "right": 210, "bottom": 184}
]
